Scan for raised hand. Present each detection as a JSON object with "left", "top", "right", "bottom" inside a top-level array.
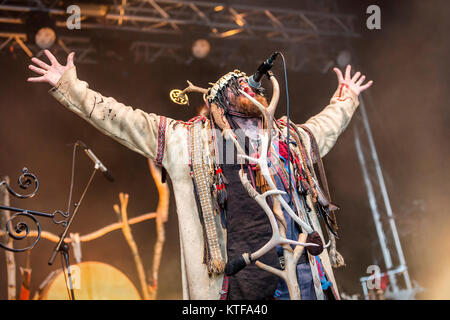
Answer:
[
  {"left": 27, "top": 50, "right": 75, "bottom": 87},
  {"left": 333, "top": 65, "right": 373, "bottom": 96}
]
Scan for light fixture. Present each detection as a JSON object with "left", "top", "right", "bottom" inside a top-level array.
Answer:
[
  {"left": 35, "top": 27, "right": 56, "bottom": 49},
  {"left": 217, "top": 29, "right": 244, "bottom": 38},
  {"left": 192, "top": 39, "right": 210, "bottom": 59}
]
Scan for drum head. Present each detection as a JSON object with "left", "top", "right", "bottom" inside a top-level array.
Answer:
[{"left": 40, "top": 261, "right": 141, "bottom": 300}]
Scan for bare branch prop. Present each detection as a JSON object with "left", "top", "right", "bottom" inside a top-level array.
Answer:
[
  {"left": 147, "top": 159, "right": 169, "bottom": 299},
  {"left": 0, "top": 176, "right": 17, "bottom": 300},
  {"left": 0, "top": 162, "right": 170, "bottom": 300},
  {"left": 0, "top": 213, "right": 158, "bottom": 243},
  {"left": 114, "top": 192, "right": 150, "bottom": 300}
]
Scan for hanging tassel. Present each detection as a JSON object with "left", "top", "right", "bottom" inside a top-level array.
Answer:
[
  {"left": 328, "top": 233, "right": 346, "bottom": 268},
  {"left": 255, "top": 166, "right": 271, "bottom": 193},
  {"left": 317, "top": 203, "right": 339, "bottom": 238},
  {"left": 215, "top": 167, "right": 227, "bottom": 210}
]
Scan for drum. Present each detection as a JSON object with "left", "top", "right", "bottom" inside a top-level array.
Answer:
[{"left": 35, "top": 261, "right": 141, "bottom": 300}]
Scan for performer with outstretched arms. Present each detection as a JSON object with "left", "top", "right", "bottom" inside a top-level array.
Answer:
[{"left": 28, "top": 50, "right": 372, "bottom": 300}]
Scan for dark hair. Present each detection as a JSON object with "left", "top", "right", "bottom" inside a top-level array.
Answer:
[{"left": 209, "top": 77, "right": 264, "bottom": 113}]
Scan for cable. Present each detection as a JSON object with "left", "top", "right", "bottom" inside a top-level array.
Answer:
[
  {"left": 278, "top": 52, "right": 293, "bottom": 202},
  {"left": 66, "top": 142, "right": 81, "bottom": 215},
  {"left": 62, "top": 141, "right": 83, "bottom": 300},
  {"left": 60, "top": 252, "right": 72, "bottom": 300}
]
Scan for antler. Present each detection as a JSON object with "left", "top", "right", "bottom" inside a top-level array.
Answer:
[
  {"left": 267, "top": 74, "right": 280, "bottom": 119},
  {"left": 224, "top": 131, "right": 319, "bottom": 277},
  {"left": 238, "top": 133, "right": 314, "bottom": 234},
  {"left": 239, "top": 89, "right": 274, "bottom": 147},
  {"left": 238, "top": 74, "right": 279, "bottom": 148},
  {"left": 181, "top": 80, "right": 208, "bottom": 95}
]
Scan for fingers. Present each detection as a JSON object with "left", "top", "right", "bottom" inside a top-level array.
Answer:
[
  {"left": 66, "top": 52, "right": 75, "bottom": 67},
  {"left": 333, "top": 67, "right": 344, "bottom": 83},
  {"left": 359, "top": 80, "right": 374, "bottom": 92},
  {"left": 27, "top": 76, "right": 46, "bottom": 83},
  {"left": 356, "top": 75, "right": 366, "bottom": 86},
  {"left": 345, "top": 65, "right": 351, "bottom": 81},
  {"left": 351, "top": 71, "right": 361, "bottom": 83},
  {"left": 28, "top": 64, "right": 47, "bottom": 76},
  {"left": 31, "top": 57, "right": 51, "bottom": 70},
  {"left": 44, "top": 49, "right": 59, "bottom": 66}
]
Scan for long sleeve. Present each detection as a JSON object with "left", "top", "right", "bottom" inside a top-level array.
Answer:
[
  {"left": 48, "top": 66, "right": 169, "bottom": 161},
  {"left": 302, "top": 83, "right": 360, "bottom": 157}
]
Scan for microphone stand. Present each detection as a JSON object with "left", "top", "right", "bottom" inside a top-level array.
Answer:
[{"left": 48, "top": 165, "right": 99, "bottom": 300}]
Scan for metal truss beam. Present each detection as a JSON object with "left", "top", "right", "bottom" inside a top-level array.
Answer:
[
  {"left": 0, "top": 1, "right": 358, "bottom": 70},
  {"left": 354, "top": 92, "right": 414, "bottom": 299},
  {"left": 0, "top": 1, "right": 359, "bottom": 40}
]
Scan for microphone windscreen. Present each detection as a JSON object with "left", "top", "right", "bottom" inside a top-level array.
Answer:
[
  {"left": 248, "top": 75, "right": 261, "bottom": 89},
  {"left": 102, "top": 170, "right": 115, "bottom": 182}
]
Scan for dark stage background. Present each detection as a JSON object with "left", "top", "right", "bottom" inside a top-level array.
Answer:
[{"left": 1, "top": 0, "right": 449, "bottom": 299}]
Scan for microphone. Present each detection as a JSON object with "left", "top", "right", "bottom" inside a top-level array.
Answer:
[
  {"left": 77, "top": 141, "right": 115, "bottom": 182},
  {"left": 248, "top": 52, "right": 280, "bottom": 89}
]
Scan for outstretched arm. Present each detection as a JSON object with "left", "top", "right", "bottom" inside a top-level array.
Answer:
[
  {"left": 28, "top": 50, "right": 169, "bottom": 161},
  {"left": 302, "top": 65, "right": 373, "bottom": 157}
]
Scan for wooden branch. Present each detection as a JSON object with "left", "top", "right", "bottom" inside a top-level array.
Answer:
[
  {"left": 114, "top": 192, "right": 150, "bottom": 300},
  {"left": 1, "top": 176, "right": 17, "bottom": 300},
  {"left": 0, "top": 212, "right": 158, "bottom": 243},
  {"left": 0, "top": 161, "right": 170, "bottom": 301},
  {"left": 147, "top": 159, "right": 170, "bottom": 299},
  {"left": 181, "top": 80, "right": 208, "bottom": 95}
]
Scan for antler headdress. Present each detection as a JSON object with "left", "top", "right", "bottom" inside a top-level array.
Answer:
[{"left": 179, "top": 69, "right": 279, "bottom": 132}]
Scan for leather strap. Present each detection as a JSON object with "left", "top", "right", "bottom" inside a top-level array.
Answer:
[
  {"left": 155, "top": 116, "right": 167, "bottom": 166},
  {"left": 299, "top": 125, "right": 337, "bottom": 229},
  {"left": 156, "top": 116, "right": 168, "bottom": 183},
  {"left": 298, "top": 125, "right": 331, "bottom": 202}
]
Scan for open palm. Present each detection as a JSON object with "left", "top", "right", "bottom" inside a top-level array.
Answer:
[
  {"left": 333, "top": 65, "right": 373, "bottom": 96},
  {"left": 27, "top": 50, "right": 75, "bottom": 87}
]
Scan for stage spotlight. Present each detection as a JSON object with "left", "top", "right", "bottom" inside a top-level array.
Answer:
[
  {"left": 35, "top": 27, "right": 56, "bottom": 49},
  {"left": 337, "top": 50, "right": 351, "bottom": 68},
  {"left": 192, "top": 39, "right": 210, "bottom": 59}
]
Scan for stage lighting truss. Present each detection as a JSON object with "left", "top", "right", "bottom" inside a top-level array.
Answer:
[{"left": 0, "top": 0, "right": 359, "bottom": 71}]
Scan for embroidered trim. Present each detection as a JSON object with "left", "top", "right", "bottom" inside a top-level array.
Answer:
[
  {"left": 155, "top": 116, "right": 167, "bottom": 166},
  {"left": 190, "top": 121, "right": 225, "bottom": 275},
  {"left": 219, "top": 275, "right": 229, "bottom": 300}
]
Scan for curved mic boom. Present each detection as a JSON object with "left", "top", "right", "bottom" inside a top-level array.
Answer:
[{"left": 248, "top": 52, "right": 280, "bottom": 89}]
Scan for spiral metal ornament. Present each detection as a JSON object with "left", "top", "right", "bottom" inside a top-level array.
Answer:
[
  {"left": 0, "top": 211, "right": 41, "bottom": 252},
  {"left": 0, "top": 168, "right": 49, "bottom": 252},
  {"left": 0, "top": 167, "right": 39, "bottom": 199}
]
